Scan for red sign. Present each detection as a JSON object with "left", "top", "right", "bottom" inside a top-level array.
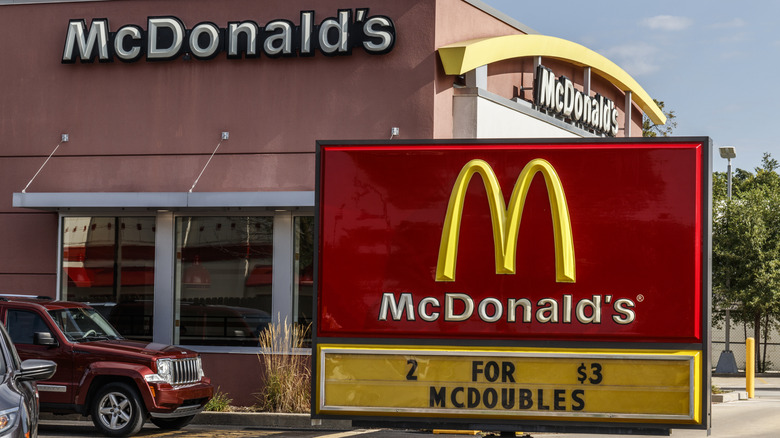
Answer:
[{"left": 317, "top": 140, "right": 708, "bottom": 344}]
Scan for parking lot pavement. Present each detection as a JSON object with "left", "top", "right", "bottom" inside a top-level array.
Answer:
[
  {"left": 38, "top": 421, "right": 277, "bottom": 437},
  {"left": 38, "top": 424, "right": 428, "bottom": 438}
]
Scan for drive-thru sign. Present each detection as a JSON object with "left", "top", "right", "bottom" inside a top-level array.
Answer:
[{"left": 313, "top": 138, "right": 711, "bottom": 434}]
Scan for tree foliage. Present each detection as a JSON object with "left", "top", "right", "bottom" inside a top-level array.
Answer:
[
  {"left": 642, "top": 99, "right": 677, "bottom": 137},
  {"left": 642, "top": 99, "right": 678, "bottom": 137},
  {"left": 713, "top": 153, "right": 780, "bottom": 371}
]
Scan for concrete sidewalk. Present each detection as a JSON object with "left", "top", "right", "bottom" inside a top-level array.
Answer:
[
  {"left": 710, "top": 374, "right": 780, "bottom": 402},
  {"left": 712, "top": 374, "right": 780, "bottom": 390}
]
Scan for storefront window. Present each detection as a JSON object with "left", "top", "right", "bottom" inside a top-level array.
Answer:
[
  {"left": 61, "top": 216, "right": 156, "bottom": 341},
  {"left": 174, "top": 216, "right": 273, "bottom": 346},
  {"left": 294, "top": 216, "right": 314, "bottom": 330}
]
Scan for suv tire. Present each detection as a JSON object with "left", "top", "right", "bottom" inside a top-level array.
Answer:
[
  {"left": 91, "top": 382, "right": 146, "bottom": 436},
  {"left": 150, "top": 414, "right": 196, "bottom": 430}
]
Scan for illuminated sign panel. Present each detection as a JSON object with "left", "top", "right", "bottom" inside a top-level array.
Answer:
[
  {"left": 317, "top": 140, "right": 707, "bottom": 344},
  {"left": 315, "top": 138, "right": 711, "bottom": 432}
]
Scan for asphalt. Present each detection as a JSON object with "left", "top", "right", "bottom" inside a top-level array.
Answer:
[{"left": 39, "top": 374, "right": 780, "bottom": 430}]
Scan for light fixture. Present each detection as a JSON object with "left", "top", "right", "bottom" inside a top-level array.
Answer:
[
  {"left": 453, "top": 75, "right": 466, "bottom": 88},
  {"left": 189, "top": 131, "right": 229, "bottom": 193},
  {"left": 21, "top": 133, "right": 69, "bottom": 193},
  {"left": 719, "top": 146, "right": 737, "bottom": 199},
  {"left": 719, "top": 146, "right": 736, "bottom": 159},
  {"left": 183, "top": 256, "right": 211, "bottom": 288}
]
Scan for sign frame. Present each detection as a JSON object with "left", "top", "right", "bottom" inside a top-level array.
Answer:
[{"left": 312, "top": 137, "right": 712, "bottom": 434}]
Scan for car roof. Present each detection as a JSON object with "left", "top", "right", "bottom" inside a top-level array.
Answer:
[{"left": 0, "top": 295, "right": 90, "bottom": 311}]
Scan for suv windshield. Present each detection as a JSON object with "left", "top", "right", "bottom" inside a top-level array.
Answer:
[{"left": 48, "top": 307, "right": 122, "bottom": 342}]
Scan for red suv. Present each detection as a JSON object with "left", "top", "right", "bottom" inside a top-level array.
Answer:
[{"left": 0, "top": 296, "right": 213, "bottom": 436}]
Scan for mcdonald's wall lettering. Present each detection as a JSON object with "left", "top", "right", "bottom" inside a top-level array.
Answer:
[
  {"left": 534, "top": 65, "right": 619, "bottom": 136},
  {"left": 317, "top": 140, "right": 707, "bottom": 344}
]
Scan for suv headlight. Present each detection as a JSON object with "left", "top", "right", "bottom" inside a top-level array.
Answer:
[
  {"left": 196, "top": 356, "right": 205, "bottom": 380},
  {"left": 145, "top": 358, "right": 173, "bottom": 384},
  {"left": 0, "top": 407, "right": 19, "bottom": 434}
]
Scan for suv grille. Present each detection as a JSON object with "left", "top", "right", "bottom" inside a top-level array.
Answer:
[{"left": 172, "top": 357, "right": 202, "bottom": 385}]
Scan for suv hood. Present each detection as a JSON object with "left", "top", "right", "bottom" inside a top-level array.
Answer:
[{"left": 73, "top": 339, "right": 197, "bottom": 362}]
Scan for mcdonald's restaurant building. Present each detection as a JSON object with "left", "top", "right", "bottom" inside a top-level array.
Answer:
[{"left": 0, "top": 0, "right": 665, "bottom": 404}]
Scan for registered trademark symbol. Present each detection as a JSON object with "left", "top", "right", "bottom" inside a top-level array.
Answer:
[{"left": 636, "top": 294, "right": 645, "bottom": 302}]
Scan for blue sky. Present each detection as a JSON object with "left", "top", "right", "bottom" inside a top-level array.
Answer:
[{"left": 481, "top": 0, "right": 777, "bottom": 174}]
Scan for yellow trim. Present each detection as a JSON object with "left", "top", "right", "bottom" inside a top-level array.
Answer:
[
  {"left": 438, "top": 35, "right": 666, "bottom": 125},
  {"left": 436, "top": 158, "right": 575, "bottom": 283},
  {"left": 318, "top": 344, "right": 702, "bottom": 424},
  {"left": 319, "top": 343, "right": 699, "bottom": 356}
]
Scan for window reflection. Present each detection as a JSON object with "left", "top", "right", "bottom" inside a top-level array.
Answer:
[
  {"left": 175, "top": 216, "right": 273, "bottom": 346},
  {"left": 294, "top": 216, "right": 314, "bottom": 328},
  {"left": 61, "top": 217, "right": 155, "bottom": 341},
  {"left": 60, "top": 214, "right": 314, "bottom": 348},
  {"left": 293, "top": 216, "right": 314, "bottom": 347}
]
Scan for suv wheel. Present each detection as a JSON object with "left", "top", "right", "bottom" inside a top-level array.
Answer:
[
  {"left": 91, "top": 382, "right": 145, "bottom": 436},
  {"left": 150, "top": 415, "right": 195, "bottom": 430}
]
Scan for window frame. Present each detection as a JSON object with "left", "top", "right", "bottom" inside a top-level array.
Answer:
[{"left": 57, "top": 208, "right": 314, "bottom": 354}]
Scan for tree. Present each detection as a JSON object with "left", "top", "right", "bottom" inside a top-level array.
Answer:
[
  {"left": 642, "top": 99, "right": 677, "bottom": 137},
  {"left": 713, "top": 153, "right": 780, "bottom": 372}
]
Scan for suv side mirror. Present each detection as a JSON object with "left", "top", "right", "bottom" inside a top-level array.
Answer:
[
  {"left": 34, "top": 332, "right": 58, "bottom": 347},
  {"left": 18, "top": 359, "right": 57, "bottom": 381}
]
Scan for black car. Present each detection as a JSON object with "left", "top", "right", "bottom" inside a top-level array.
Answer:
[{"left": 0, "top": 322, "right": 56, "bottom": 437}]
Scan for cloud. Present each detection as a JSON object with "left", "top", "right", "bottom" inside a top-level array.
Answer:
[
  {"left": 640, "top": 15, "right": 693, "bottom": 31},
  {"left": 601, "top": 43, "right": 661, "bottom": 76}
]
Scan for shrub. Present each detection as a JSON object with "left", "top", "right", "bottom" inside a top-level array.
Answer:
[
  {"left": 255, "top": 317, "right": 311, "bottom": 413},
  {"left": 204, "top": 387, "right": 233, "bottom": 412}
]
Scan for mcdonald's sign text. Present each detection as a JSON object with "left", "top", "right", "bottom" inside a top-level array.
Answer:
[
  {"left": 316, "top": 140, "right": 709, "bottom": 344},
  {"left": 377, "top": 293, "right": 636, "bottom": 325}
]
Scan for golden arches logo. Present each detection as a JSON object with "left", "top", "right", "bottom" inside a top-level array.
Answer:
[{"left": 436, "top": 158, "right": 575, "bottom": 283}]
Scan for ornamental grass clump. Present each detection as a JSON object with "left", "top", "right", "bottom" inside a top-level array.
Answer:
[
  {"left": 204, "top": 387, "right": 233, "bottom": 412},
  {"left": 256, "top": 317, "right": 311, "bottom": 413}
]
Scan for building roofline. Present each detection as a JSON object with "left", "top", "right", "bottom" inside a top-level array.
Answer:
[{"left": 462, "top": 0, "right": 538, "bottom": 35}]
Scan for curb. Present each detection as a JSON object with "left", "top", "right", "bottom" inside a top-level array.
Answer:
[
  {"left": 191, "top": 412, "right": 351, "bottom": 429},
  {"left": 711, "top": 391, "right": 749, "bottom": 403},
  {"left": 40, "top": 411, "right": 351, "bottom": 430}
]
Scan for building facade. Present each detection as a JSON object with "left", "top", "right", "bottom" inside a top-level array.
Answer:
[{"left": 0, "top": 0, "right": 662, "bottom": 404}]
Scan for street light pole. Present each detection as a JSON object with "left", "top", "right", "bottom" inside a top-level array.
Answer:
[
  {"left": 715, "top": 146, "right": 738, "bottom": 374},
  {"left": 727, "top": 156, "right": 732, "bottom": 199}
]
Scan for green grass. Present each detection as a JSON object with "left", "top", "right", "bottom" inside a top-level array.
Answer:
[{"left": 204, "top": 387, "right": 233, "bottom": 412}]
